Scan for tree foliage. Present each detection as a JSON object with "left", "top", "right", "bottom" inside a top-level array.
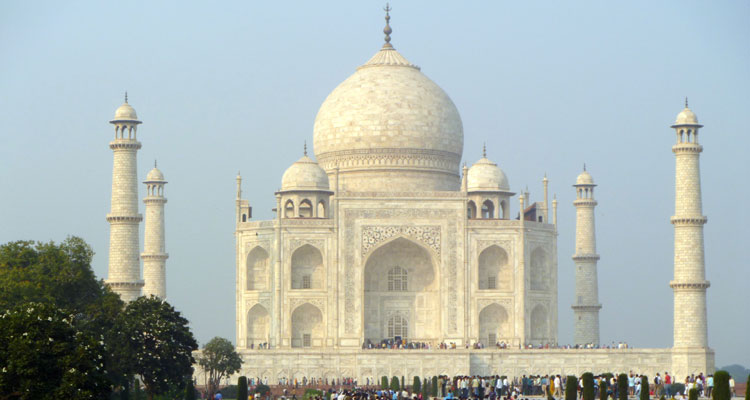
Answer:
[
  {"left": 0, "top": 302, "right": 110, "bottom": 399},
  {"left": 566, "top": 376, "right": 578, "bottom": 400},
  {"left": 412, "top": 376, "right": 421, "bottom": 394},
  {"left": 119, "top": 296, "right": 198, "bottom": 400},
  {"left": 390, "top": 376, "right": 400, "bottom": 391},
  {"left": 688, "top": 388, "right": 698, "bottom": 400},
  {"left": 600, "top": 377, "right": 609, "bottom": 400},
  {"left": 237, "top": 376, "right": 248, "bottom": 400},
  {"left": 582, "top": 373, "right": 595, "bottom": 400},
  {"left": 745, "top": 374, "right": 750, "bottom": 400},
  {"left": 640, "top": 376, "right": 649, "bottom": 400},
  {"left": 381, "top": 376, "right": 388, "bottom": 390},
  {"left": 184, "top": 378, "right": 197, "bottom": 400},
  {"left": 198, "top": 337, "right": 243, "bottom": 399},
  {"left": 618, "top": 374, "right": 629, "bottom": 400},
  {"left": 712, "top": 371, "right": 730, "bottom": 400}
]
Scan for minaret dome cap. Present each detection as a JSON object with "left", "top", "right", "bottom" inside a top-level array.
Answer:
[
  {"left": 144, "top": 167, "right": 166, "bottom": 183},
  {"left": 575, "top": 170, "right": 595, "bottom": 186},
  {"left": 110, "top": 97, "right": 142, "bottom": 124}
]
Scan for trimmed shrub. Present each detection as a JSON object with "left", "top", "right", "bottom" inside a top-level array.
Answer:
[
  {"left": 184, "top": 378, "right": 196, "bottom": 400},
  {"left": 238, "top": 376, "right": 248, "bottom": 400},
  {"left": 566, "top": 376, "right": 579, "bottom": 400},
  {"left": 432, "top": 376, "right": 438, "bottom": 397},
  {"left": 713, "top": 371, "right": 731, "bottom": 400},
  {"left": 689, "top": 388, "right": 698, "bottom": 400},
  {"left": 582, "top": 373, "right": 595, "bottom": 400},
  {"left": 413, "top": 376, "right": 421, "bottom": 394},
  {"left": 745, "top": 374, "right": 749, "bottom": 400},
  {"left": 382, "top": 376, "right": 389, "bottom": 390},
  {"left": 304, "top": 389, "right": 323, "bottom": 400},
  {"left": 600, "top": 378, "right": 609, "bottom": 400},
  {"left": 391, "top": 376, "right": 401, "bottom": 391},
  {"left": 641, "top": 376, "right": 650, "bottom": 400},
  {"left": 423, "top": 377, "right": 430, "bottom": 397},
  {"left": 618, "top": 374, "right": 629, "bottom": 400},
  {"left": 254, "top": 383, "right": 271, "bottom": 396}
]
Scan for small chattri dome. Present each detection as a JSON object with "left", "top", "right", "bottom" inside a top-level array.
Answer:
[
  {"left": 145, "top": 167, "right": 165, "bottom": 182},
  {"left": 576, "top": 170, "right": 594, "bottom": 186},
  {"left": 674, "top": 107, "right": 699, "bottom": 126},
  {"left": 281, "top": 155, "right": 330, "bottom": 192},
  {"left": 110, "top": 94, "right": 141, "bottom": 123},
  {"left": 467, "top": 157, "right": 510, "bottom": 192}
]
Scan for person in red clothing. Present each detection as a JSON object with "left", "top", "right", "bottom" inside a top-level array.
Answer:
[{"left": 664, "top": 372, "right": 672, "bottom": 397}]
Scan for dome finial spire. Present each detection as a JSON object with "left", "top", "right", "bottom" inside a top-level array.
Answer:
[
  {"left": 154, "top": 159, "right": 157, "bottom": 168},
  {"left": 685, "top": 96, "right": 689, "bottom": 108},
  {"left": 583, "top": 163, "right": 586, "bottom": 171},
  {"left": 124, "top": 91, "right": 128, "bottom": 103},
  {"left": 383, "top": 3, "right": 393, "bottom": 48},
  {"left": 482, "top": 142, "right": 487, "bottom": 158},
  {"left": 304, "top": 141, "right": 308, "bottom": 156}
]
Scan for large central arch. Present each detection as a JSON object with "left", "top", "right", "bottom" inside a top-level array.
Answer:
[{"left": 363, "top": 237, "right": 439, "bottom": 342}]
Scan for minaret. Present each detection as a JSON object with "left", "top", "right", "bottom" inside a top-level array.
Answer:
[
  {"left": 572, "top": 166, "right": 602, "bottom": 346},
  {"left": 670, "top": 100, "right": 709, "bottom": 349},
  {"left": 141, "top": 162, "right": 168, "bottom": 298},
  {"left": 105, "top": 94, "right": 144, "bottom": 302}
]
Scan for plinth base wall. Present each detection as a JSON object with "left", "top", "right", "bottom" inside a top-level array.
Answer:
[
  {"left": 192, "top": 348, "right": 712, "bottom": 383},
  {"left": 671, "top": 347, "right": 715, "bottom": 379}
]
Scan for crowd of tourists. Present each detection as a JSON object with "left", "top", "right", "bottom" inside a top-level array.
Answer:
[
  {"left": 360, "top": 340, "right": 632, "bottom": 350},
  {"left": 234, "top": 371, "right": 736, "bottom": 400}
]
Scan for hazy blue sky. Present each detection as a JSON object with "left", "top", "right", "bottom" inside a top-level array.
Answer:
[{"left": 1, "top": 1, "right": 748, "bottom": 367}]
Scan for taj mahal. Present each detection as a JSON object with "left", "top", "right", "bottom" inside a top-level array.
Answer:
[{"left": 103, "top": 9, "right": 714, "bottom": 381}]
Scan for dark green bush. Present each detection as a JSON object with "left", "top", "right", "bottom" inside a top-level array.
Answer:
[
  {"left": 238, "top": 376, "right": 248, "bottom": 400},
  {"left": 618, "top": 374, "right": 629, "bottom": 400},
  {"left": 745, "top": 374, "right": 749, "bottom": 400},
  {"left": 304, "top": 389, "right": 323, "bottom": 400},
  {"left": 254, "top": 383, "right": 271, "bottom": 396},
  {"left": 713, "top": 371, "right": 731, "bottom": 400},
  {"left": 600, "top": 378, "right": 609, "bottom": 400},
  {"left": 566, "top": 376, "right": 579, "bottom": 400},
  {"left": 423, "top": 377, "right": 430, "bottom": 397},
  {"left": 391, "top": 376, "right": 400, "bottom": 391},
  {"left": 672, "top": 383, "right": 686, "bottom": 396},
  {"left": 413, "top": 376, "right": 421, "bottom": 394},
  {"left": 640, "top": 376, "right": 649, "bottom": 400},
  {"left": 382, "top": 376, "right": 389, "bottom": 390},
  {"left": 689, "top": 388, "right": 698, "bottom": 400},
  {"left": 184, "top": 378, "right": 197, "bottom": 400},
  {"left": 219, "top": 385, "right": 238, "bottom": 398},
  {"left": 432, "top": 376, "right": 438, "bottom": 396},
  {"left": 582, "top": 373, "right": 595, "bottom": 400}
]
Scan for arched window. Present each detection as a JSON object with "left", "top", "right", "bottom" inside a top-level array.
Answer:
[
  {"left": 467, "top": 201, "right": 477, "bottom": 219},
  {"left": 387, "top": 266, "right": 407, "bottom": 292},
  {"left": 482, "top": 200, "right": 495, "bottom": 219},
  {"left": 299, "top": 199, "right": 313, "bottom": 218},
  {"left": 499, "top": 200, "right": 507, "bottom": 220},
  {"left": 387, "top": 314, "right": 408, "bottom": 340},
  {"left": 317, "top": 201, "right": 326, "bottom": 218},
  {"left": 284, "top": 200, "right": 295, "bottom": 218}
]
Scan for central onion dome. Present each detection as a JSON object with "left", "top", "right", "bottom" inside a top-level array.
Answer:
[{"left": 312, "top": 16, "right": 463, "bottom": 192}]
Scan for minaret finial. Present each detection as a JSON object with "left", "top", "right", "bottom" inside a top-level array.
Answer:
[
  {"left": 482, "top": 142, "right": 487, "bottom": 158},
  {"left": 583, "top": 163, "right": 586, "bottom": 171},
  {"left": 124, "top": 91, "right": 128, "bottom": 103},
  {"left": 154, "top": 160, "right": 157, "bottom": 168},
  {"left": 383, "top": 3, "right": 393, "bottom": 47},
  {"left": 304, "top": 141, "right": 308, "bottom": 156},
  {"left": 685, "top": 97, "right": 689, "bottom": 108}
]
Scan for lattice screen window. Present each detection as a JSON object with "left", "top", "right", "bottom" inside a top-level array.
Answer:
[
  {"left": 387, "top": 266, "right": 408, "bottom": 292},
  {"left": 302, "top": 275, "right": 311, "bottom": 289},
  {"left": 487, "top": 277, "right": 497, "bottom": 290},
  {"left": 303, "top": 334, "right": 311, "bottom": 347},
  {"left": 387, "top": 315, "right": 408, "bottom": 340}
]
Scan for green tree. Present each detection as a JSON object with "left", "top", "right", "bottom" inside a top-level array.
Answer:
[
  {"left": 0, "top": 237, "right": 129, "bottom": 393},
  {"left": 237, "top": 376, "right": 248, "bottom": 400},
  {"left": 198, "top": 337, "right": 243, "bottom": 399},
  {"left": 600, "top": 377, "right": 609, "bottom": 400},
  {"left": 712, "top": 371, "right": 730, "bottom": 400},
  {"left": 640, "top": 376, "right": 650, "bottom": 400},
  {"left": 381, "top": 376, "right": 389, "bottom": 390},
  {"left": 432, "top": 376, "right": 438, "bottom": 397},
  {"left": 745, "top": 374, "right": 749, "bottom": 400},
  {"left": 184, "top": 378, "right": 197, "bottom": 400},
  {"left": 688, "top": 388, "right": 698, "bottom": 400},
  {"left": 582, "top": 373, "right": 595, "bottom": 400},
  {"left": 120, "top": 296, "right": 198, "bottom": 400},
  {"left": 0, "top": 302, "right": 110, "bottom": 399},
  {"left": 566, "top": 376, "right": 579, "bottom": 400},
  {"left": 423, "top": 377, "right": 430, "bottom": 397},
  {"left": 618, "top": 374, "right": 628, "bottom": 400},
  {"left": 391, "top": 376, "right": 400, "bottom": 391},
  {"left": 401, "top": 376, "right": 405, "bottom": 392},
  {"left": 413, "top": 376, "right": 421, "bottom": 394}
]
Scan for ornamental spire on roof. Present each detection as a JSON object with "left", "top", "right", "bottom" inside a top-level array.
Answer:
[{"left": 383, "top": 3, "right": 393, "bottom": 48}]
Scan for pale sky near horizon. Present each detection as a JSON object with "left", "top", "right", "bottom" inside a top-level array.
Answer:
[{"left": 1, "top": 1, "right": 748, "bottom": 368}]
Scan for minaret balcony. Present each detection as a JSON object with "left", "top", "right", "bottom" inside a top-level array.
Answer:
[
  {"left": 106, "top": 213, "right": 143, "bottom": 223},
  {"left": 109, "top": 140, "right": 142, "bottom": 150},
  {"left": 105, "top": 280, "right": 144, "bottom": 288},
  {"left": 571, "top": 304, "right": 602, "bottom": 311},
  {"left": 670, "top": 216, "right": 707, "bottom": 225},
  {"left": 669, "top": 281, "right": 710, "bottom": 290},
  {"left": 143, "top": 197, "right": 168, "bottom": 204},
  {"left": 672, "top": 143, "right": 703, "bottom": 154},
  {"left": 141, "top": 253, "right": 169, "bottom": 261},
  {"left": 572, "top": 253, "right": 600, "bottom": 261}
]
